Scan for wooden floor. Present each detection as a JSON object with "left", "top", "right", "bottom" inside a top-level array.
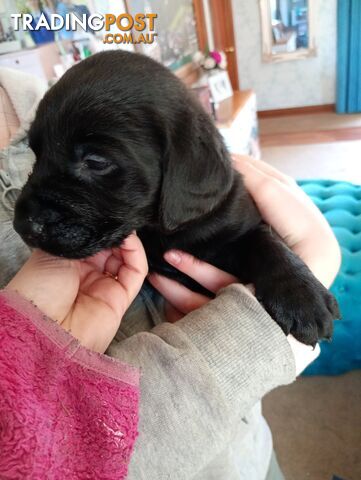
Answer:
[
  {"left": 259, "top": 111, "right": 361, "bottom": 146},
  {"left": 259, "top": 112, "right": 361, "bottom": 183},
  {"left": 261, "top": 126, "right": 361, "bottom": 147}
]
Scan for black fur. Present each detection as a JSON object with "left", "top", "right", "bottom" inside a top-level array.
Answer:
[{"left": 14, "top": 51, "right": 340, "bottom": 345}]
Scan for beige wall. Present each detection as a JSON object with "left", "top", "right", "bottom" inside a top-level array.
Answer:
[{"left": 231, "top": 0, "right": 337, "bottom": 111}]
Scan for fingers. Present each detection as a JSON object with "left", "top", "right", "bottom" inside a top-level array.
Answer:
[
  {"left": 232, "top": 155, "right": 312, "bottom": 214},
  {"left": 233, "top": 157, "right": 323, "bottom": 244},
  {"left": 82, "top": 234, "right": 148, "bottom": 321},
  {"left": 82, "top": 248, "right": 113, "bottom": 273},
  {"left": 148, "top": 273, "right": 209, "bottom": 314},
  {"left": 164, "top": 302, "right": 185, "bottom": 323},
  {"left": 104, "top": 250, "right": 123, "bottom": 277},
  {"left": 232, "top": 154, "right": 296, "bottom": 186},
  {"left": 233, "top": 156, "right": 319, "bottom": 222},
  {"left": 234, "top": 157, "right": 293, "bottom": 204},
  {"left": 114, "top": 233, "right": 148, "bottom": 305},
  {"left": 149, "top": 251, "right": 242, "bottom": 321},
  {"left": 163, "top": 250, "right": 238, "bottom": 293},
  {"left": 149, "top": 251, "right": 238, "bottom": 321}
]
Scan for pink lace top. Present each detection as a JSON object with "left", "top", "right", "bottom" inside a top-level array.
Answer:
[{"left": 0, "top": 290, "right": 140, "bottom": 479}]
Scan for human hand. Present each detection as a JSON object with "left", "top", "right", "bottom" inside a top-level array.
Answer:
[
  {"left": 6, "top": 233, "right": 148, "bottom": 353},
  {"left": 149, "top": 156, "right": 341, "bottom": 372},
  {"left": 148, "top": 250, "right": 319, "bottom": 375},
  {"left": 232, "top": 155, "right": 341, "bottom": 288}
]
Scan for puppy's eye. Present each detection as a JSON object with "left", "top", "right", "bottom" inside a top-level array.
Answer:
[{"left": 83, "top": 154, "right": 112, "bottom": 172}]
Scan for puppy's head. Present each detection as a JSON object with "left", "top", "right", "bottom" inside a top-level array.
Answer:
[{"left": 14, "top": 51, "right": 233, "bottom": 258}]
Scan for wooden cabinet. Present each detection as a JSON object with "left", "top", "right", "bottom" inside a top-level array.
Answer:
[{"left": 216, "top": 90, "right": 260, "bottom": 158}]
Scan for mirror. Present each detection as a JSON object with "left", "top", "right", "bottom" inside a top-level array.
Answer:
[{"left": 259, "top": 0, "right": 316, "bottom": 62}]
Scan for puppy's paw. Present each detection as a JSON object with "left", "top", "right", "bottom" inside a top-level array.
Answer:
[{"left": 258, "top": 276, "right": 340, "bottom": 346}]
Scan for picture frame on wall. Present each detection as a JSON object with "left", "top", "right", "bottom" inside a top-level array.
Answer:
[
  {"left": 208, "top": 70, "right": 233, "bottom": 103},
  {"left": 125, "top": 0, "right": 199, "bottom": 71}
]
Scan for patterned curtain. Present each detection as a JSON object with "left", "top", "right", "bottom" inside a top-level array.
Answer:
[{"left": 337, "top": 0, "right": 361, "bottom": 113}]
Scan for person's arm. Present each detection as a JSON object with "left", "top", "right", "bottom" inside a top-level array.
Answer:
[
  {"left": 0, "top": 290, "right": 139, "bottom": 480},
  {"left": 1, "top": 235, "right": 148, "bottom": 479},
  {"left": 2, "top": 157, "right": 339, "bottom": 479},
  {"left": 108, "top": 283, "right": 296, "bottom": 479},
  {"left": 1, "top": 259, "right": 294, "bottom": 480},
  {"left": 2, "top": 244, "right": 296, "bottom": 480},
  {"left": 232, "top": 155, "right": 341, "bottom": 288},
  {"left": 129, "top": 155, "right": 340, "bottom": 479}
]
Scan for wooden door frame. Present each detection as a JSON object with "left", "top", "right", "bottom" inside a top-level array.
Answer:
[
  {"left": 193, "top": 0, "right": 208, "bottom": 52},
  {"left": 208, "top": 0, "right": 240, "bottom": 91}
]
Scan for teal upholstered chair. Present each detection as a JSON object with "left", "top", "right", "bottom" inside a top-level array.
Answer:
[{"left": 299, "top": 180, "right": 361, "bottom": 375}]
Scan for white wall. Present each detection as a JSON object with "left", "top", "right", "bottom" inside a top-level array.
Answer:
[{"left": 231, "top": 0, "right": 337, "bottom": 111}]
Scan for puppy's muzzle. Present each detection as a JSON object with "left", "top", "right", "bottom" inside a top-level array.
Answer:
[{"left": 14, "top": 194, "right": 93, "bottom": 254}]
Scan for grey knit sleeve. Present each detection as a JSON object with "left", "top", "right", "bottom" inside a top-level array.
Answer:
[{"left": 107, "top": 284, "right": 295, "bottom": 480}]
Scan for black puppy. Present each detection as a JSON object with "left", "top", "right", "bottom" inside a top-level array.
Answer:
[{"left": 14, "top": 51, "right": 340, "bottom": 345}]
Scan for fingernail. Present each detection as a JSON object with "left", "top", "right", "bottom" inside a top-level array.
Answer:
[{"left": 164, "top": 250, "right": 182, "bottom": 265}]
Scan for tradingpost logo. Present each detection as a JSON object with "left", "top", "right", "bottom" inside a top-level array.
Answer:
[{"left": 11, "top": 13, "right": 158, "bottom": 45}]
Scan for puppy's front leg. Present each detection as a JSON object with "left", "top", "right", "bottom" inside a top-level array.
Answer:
[{"left": 240, "top": 224, "right": 340, "bottom": 346}]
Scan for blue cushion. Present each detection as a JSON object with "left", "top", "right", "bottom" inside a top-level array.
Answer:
[{"left": 298, "top": 180, "right": 361, "bottom": 375}]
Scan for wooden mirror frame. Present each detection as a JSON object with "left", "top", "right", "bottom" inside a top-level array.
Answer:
[{"left": 259, "top": 0, "right": 317, "bottom": 63}]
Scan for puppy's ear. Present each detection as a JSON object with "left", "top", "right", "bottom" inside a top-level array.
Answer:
[{"left": 159, "top": 116, "right": 233, "bottom": 232}]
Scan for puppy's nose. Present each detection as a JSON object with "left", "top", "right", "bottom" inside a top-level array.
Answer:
[
  {"left": 28, "top": 217, "right": 44, "bottom": 235},
  {"left": 15, "top": 216, "right": 45, "bottom": 243},
  {"left": 14, "top": 206, "right": 61, "bottom": 244}
]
